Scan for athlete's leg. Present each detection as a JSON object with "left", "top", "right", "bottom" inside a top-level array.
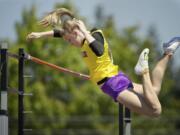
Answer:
[
  {"left": 133, "top": 37, "right": 180, "bottom": 96},
  {"left": 132, "top": 55, "right": 171, "bottom": 96},
  {"left": 116, "top": 88, "right": 161, "bottom": 117},
  {"left": 151, "top": 55, "right": 171, "bottom": 95},
  {"left": 151, "top": 37, "right": 180, "bottom": 95},
  {"left": 142, "top": 71, "right": 161, "bottom": 113},
  {"left": 116, "top": 49, "right": 161, "bottom": 117}
]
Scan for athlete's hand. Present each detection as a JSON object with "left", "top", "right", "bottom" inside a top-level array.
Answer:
[
  {"left": 26, "top": 32, "right": 42, "bottom": 41},
  {"left": 74, "top": 19, "right": 88, "bottom": 34}
]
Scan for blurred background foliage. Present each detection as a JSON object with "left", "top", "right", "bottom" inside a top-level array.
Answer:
[{"left": 2, "top": 1, "right": 180, "bottom": 135}]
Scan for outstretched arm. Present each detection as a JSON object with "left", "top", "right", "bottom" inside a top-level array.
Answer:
[{"left": 26, "top": 29, "right": 64, "bottom": 41}]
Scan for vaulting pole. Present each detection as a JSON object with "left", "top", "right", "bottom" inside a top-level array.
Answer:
[{"left": 28, "top": 55, "right": 90, "bottom": 80}]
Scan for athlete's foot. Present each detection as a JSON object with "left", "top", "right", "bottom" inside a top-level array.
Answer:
[
  {"left": 135, "top": 48, "right": 149, "bottom": 75},
  {"left": 163, "top": 37, "right": 180, "bottom": 55}
]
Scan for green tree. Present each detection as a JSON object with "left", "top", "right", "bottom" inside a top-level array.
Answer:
[{"left": 5, "top": 1, "right": 179, "bottom": 135}]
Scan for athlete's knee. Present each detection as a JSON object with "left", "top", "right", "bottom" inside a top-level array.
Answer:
[
  {"left": 153, "top": 86, "right": 161, "bottom": 95},
  {"left": 149, "top": 103, "right": 162, "bottom": 117}
]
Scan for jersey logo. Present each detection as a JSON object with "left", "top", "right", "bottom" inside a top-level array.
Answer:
[{"left": 81, "top": 51, "right": 88, "bottom": 57}]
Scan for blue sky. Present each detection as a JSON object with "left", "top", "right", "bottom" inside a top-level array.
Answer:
[{"left": 0, "top": 0, "right": 180, "bottom": 66}]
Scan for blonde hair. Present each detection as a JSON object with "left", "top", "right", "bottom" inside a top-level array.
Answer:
[{"left": 38, "top": 8, "right": 75, "bottom": 28}]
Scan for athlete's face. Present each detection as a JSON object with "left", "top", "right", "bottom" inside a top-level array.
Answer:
[{"left": 63, "top": 26, "right": 85, "bottom": 48}]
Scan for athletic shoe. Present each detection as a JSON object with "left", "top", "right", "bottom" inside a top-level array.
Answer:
[
  {"left": 134, "top": 48, "right": 149, "bottom": 75},
  {"left": 163, "top": 37, "right": 180, "bottom": 55}
]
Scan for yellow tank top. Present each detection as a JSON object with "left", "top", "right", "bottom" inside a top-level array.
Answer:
[{"left": 81, "top": 29, "right": 118, "bottom": 83}]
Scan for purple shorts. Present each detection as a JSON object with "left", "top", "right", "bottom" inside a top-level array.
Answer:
[{"left": 100, "top": 72, "right": 133, "bottom": 102}]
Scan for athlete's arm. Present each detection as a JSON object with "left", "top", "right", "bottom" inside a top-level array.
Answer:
[
  {"left": 75, "top": 20, "right": 104, "bottom": 56},
  {"left": 89, "top": 30, "right": 104, "bottom": 56},
  {"left": 26, "top": 29, "right": 64, "bottom": 41}
]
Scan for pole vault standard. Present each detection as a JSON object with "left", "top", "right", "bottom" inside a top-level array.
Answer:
[
  {"left": 0, "top": 43, "right": 8, "bottom": 135},
  {"left": 0, "top": 47, "right": 32, "bottom": 135},
  {"left": 18, "top": 49, "right": 25, "bottom": 135}
]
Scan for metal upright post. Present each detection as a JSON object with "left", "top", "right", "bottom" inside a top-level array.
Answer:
[
  {"left": 119, "top": 105, "right": 132, "bottom": 135},
  {"left": 0, "top": 43, "right": 9, "bottom": 135},
  {"left": 18, "top": 48, "right": 25, "bottom": 135},
  {"left": 124, "top": 107, "right": 131, "bottom": 135},
  {"left": 119, "top": 103, "right": 124, "bottom": 135}
]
